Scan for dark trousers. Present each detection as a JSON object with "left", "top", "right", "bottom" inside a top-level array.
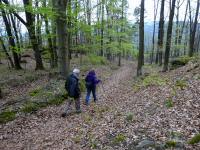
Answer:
[
  {"left": 65, "top": 97, "right": 81, "bottom": 113},
  {"left": 85, "top": 86, "right": 96, "bottom": 105}
]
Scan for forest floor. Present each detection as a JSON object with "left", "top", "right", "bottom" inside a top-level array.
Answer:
[{"left": 0, "top": 59, "right": 200, "bottom": 150}]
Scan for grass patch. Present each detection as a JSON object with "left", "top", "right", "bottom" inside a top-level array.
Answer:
[
  {"left": 21, "top": 95, "right": 66, "bottom": 113},
  {"left": 133, "top": 74, "right": 167, "bottom": 91},
  {"left": 29, "top": 88, "right": 42, "bottom": 97},
  {"left": 0, "top": 110, "right": 16, "bottom": 124},
  {"left": 175, "top": 79, "right": 187, "bottom": 89},
  {"left": 113, "top": 133, "right": 126, "bottom": 144},
  {"left": 188, "top": 134, "right": 200, "bottom": 145},
  {"left": 21, "top": 102, "right": 41, "bottom": 113},
  {"left": 47, "top": 95, "right": 65, "bottom": 106},
  {"left": 165, "top": 99, "right": 174, "bottom": 108},
  {"left": 170, "top": 56, "right": 195, "bottom": 69},
  {"left": 165, "top": 140, "right": 177, "bottom": 148},
  {"left": 125, "top": 112, "right": 134, "bottom": 122}
]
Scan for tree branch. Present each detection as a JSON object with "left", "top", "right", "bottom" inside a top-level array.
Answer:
[{"left": 2, "top": 0, "right": 27, "bottom": 26}]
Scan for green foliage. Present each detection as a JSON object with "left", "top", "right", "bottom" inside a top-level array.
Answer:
[
  {"left": 29, "top": 88, "right": 42, "bottom": 97},
  {"left": 113, "top": 133, "right": 126, "bottom": 144},
  {"left": 143, "top": 74, "right": 167, "bottom": 86},
  {"left": 88, "top": 55, "right": 108, "bottom": 65},
  {"left": 165, "top": 99, "right": 174, "bottom": 108},
  {"left": 188, "top": 134, "right": 200, "bottom": 145},
  {"left": 134, "top": 74, "right": 168, "bottom": 91},
  {"left": 171, "top": 56, "right": 195, "bottom": 69},
  {"left": 125, "top": 112, "right": 134, "bottom": 122},
  {"left": 47, "top": 95, "right": 66, "bottom": 106},
  {"left": 175, "top": 79, "right": 187, "bottom": 89},
  {"left": 21, "top": 95, "right": 66, "bottom": 113},
  {"left": 21, "top": 102, "right": 40, "bottom": 113},
  {"left": 165, "top": 140, "right": 177, "bottom": 148},
  {"left": 79, "top": 79, "right": 86, "bottom": 92},
  {"left": 0, "top": 110, "right": 16, "bottom": 124}
]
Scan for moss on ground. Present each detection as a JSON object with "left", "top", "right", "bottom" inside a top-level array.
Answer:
[
  {"left": 0, "top": 110, "right": 16, "bottom": 124},
  {"left": 188, "top": 134, "right": 200, "bottom": 145}
]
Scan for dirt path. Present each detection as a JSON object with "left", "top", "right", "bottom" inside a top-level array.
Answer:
[
  {"left": 0, "top": 63, "right": 136, "bottom": 150},
  {"left": 1, "top": 62, "right": 200, "bottom": 150}
]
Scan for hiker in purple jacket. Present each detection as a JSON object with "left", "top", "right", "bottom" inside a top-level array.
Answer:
[{"left": 85, "top": 70, "right": 101, "bottom": 105}]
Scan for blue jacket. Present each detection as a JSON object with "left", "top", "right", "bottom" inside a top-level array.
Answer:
[
  {"left": 65, "top": 73, "right": 80, "bottom": 98},
  {"left": 85, "top": 70, "right": 100, "bottom": 87}
]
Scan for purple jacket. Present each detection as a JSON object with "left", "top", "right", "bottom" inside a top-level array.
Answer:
[{"left": 85, "top": 70, "right": 100, "bottom": 87}]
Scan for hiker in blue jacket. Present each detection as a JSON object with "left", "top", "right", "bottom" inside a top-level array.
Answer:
[
  {"left": 62, "top": 68, "right": 81, "bottom": 117},
  {"left": 85, "top": 70, "right": 101, "bottom": 105}
]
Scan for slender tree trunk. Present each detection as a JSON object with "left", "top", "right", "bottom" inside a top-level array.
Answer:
[
  {"left": 137, "top": 0, "right": 145, "bottom": 76},
  {"left": 163, "top": 0, "right": 176, "bottom": 72},
  {"left": 178, "top": 1, "right": 188, "bottom": 46},
  {"left": 23, "top": 0, "right": 44, "bottom": 70},
  {"left": 0, "top": 36, "right": 14, "bottom": 67},
  {"left": 189, "top": 0, "right": 199, "bottom": 57},
  {"left": 43, "top": 0, "right": 56, "bottom": 68},
  {"left": 100, "top": 0, "right": 105, "bottom": 56},
  {"left": 156, "top": 0, "right": 165, "bottom": 66},
  {"left": 151, "top": 0, "right": 159, "bottom": 64},
  {"left": 0, "top": 2, "right": 22, "bottom": 69},
  {"left": 67, "top": 0, "right": 72, "bottom": 59}
]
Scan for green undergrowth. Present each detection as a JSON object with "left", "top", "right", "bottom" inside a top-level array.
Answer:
[
  {"left": 133, "top": 73, "right": 168, "bottom": 91},
  {"left": 165, "top": 98, "right": 174, "bottom": 108},
  {"left": 188, "top": 134, "right": 200, "bottom": 145},
  {"left": 170, "top": 56, "right": 195, "bottom": 70},
  {"left": 165, "top": 140, "right": 177, "bottom": 148},
  {"left": 113, "top": 133, "right": 126, "bottom": 144},
  {"left": 125, "top": 112, "right": 134, "bottom": 122},
  {"left": 175, "top": 79, "right": 188, "bottom": 89},
  {"left": 0, "top": 110, "right": 16, "bottom": 124},
  {"left": 29, "top": 88, "right": 42, "bottom": 97},
  {"left": 21, "top": 94, "right": 66, "bottom": 113}
]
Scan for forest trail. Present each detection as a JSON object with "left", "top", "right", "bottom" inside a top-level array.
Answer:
[
  {"left": 0, "top": 62, "right": 138, "bottom": 150},
  {"left": 0, "top": 61, "right": 200, "bottom": 150}
]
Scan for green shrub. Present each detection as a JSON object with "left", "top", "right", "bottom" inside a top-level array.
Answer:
[
  {"left": 188, "top": 134, "right": 200, "bottom": 145},
  {"left": 165, "top": 99, "right": 174, "bottom": 108},
  {"left": 47, "top": 96, "right": 65, "bottom": 106},
  {"left": 87, "top": 55, "right": 108, "bottom": 65},
  {"left": 143, "top": 74, "right": 167, "bottom": 87},
  {"left": 165, "top": 140, "right": 177, "bottom": 148},
  {"left": 113, "top": 134, "right": 126, "bottom": 144},
  {"left": 21, "top": 102, "right": 40, "bottom": 113},
  {"left": 29, "top": 88, "right": 42, "bottom": 97},
  {"left": 0, "top": 111, "right": 16, "bottom": 124},
  {"left": 171, "top": 56, "right": 194, "bottom": 69},
  {"left": 125, "top": 112, "right": 134, "bottom": 122},
  {"left": 175, "top": 79, "right": 187, "bottom": 89}
]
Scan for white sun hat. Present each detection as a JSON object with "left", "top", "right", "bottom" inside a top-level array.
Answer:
[{"left": 73, "top": 68, "right": 80, "bottom": 74}]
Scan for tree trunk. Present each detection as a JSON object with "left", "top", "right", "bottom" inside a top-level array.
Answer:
[
  {"left": 100, "top": 0, "right": 105, "bottom": 56},
  {"left": 23, "top": 0, "right": 44, "bottom": 70},
  {"left": 151, "top": 0, "right": 159, "bottom": 64},
  {"left": 137, "top": 0, "right": 145, "bottom": 76},
  {"left": 156, "top": 0, "right": 165, "bottom": 66},
  {"left": 189, "top": 0, "right": 199, "bottom": 57},
  {"left": 53, "top": 0, "right": 69, "bottom": 77},
  {"left": 43, "top": 0, "right": 56, "bottom": 68},
  {"left": 0, "top": 36, "right": 14, "bottom": 67},
  {"left": 163, "top": 0, "right": 176, "bottom": 72},
  {"left": 0, "top": 2, "right": 22, "bottom": 70}
]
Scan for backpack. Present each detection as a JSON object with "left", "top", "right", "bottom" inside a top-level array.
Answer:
[{"left": 65, "top": 75, "right": 77, "bottom": 97}]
